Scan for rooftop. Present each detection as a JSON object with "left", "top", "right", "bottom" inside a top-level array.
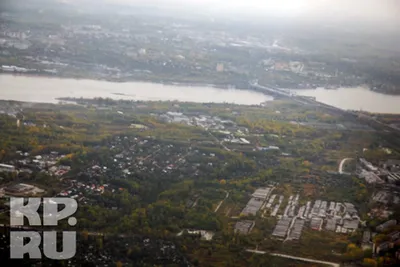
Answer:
[{"left": 234, "top": 220, "right": 255, "bottom": 235}]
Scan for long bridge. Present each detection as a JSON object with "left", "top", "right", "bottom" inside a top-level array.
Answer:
[
  {"left": 249, "top": 81, "right": 292, "bottom": 98},
  {"left": 249, "top": 81, "right": 346, "bottom": 112},
  {"left": 249, "top": 81, "right": 400, "bottom": 135}
]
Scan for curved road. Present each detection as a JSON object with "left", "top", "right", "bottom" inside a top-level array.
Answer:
[
  {"left": 246, "top": 250, "right": 340, "bottom": 267},
  {"left": 339, "top": 158, "right": 353, "bottom": 174}
]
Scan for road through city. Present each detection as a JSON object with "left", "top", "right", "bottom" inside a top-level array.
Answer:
[{"left": 245, "top": 249, "right": 340, "bottom": 267}]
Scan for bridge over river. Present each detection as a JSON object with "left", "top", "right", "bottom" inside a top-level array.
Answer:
[{"left": 249, "top": 82, "right": 400, "bottom": 136}]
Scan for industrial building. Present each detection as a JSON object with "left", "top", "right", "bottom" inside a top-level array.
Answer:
[
  {"left": 297, "top": 206, "right": 305, "bottom": 218},
  {"left": 325, "top": 218, "right": 337, "bottom": 231},
  {"left": 335, "top": 202, "right": 343, "bottom": 214},
  {"left": 303, "top": 201, "right": 311, "bottom": 218},
  {"left": 266, "top": 194, "right": 276, "bottom": 208},
  {"left": 267, "top": 196, "right": 360, "bottom": 241},
  {"left": 311, "top": 200, "right": 321, "bottom": 216},
  {"left": 387, "top": 172, "right": 400, "bottom": 183},
  {"left": 320, "top": 201, "right": 327, "bottom": 210},
  {"left": 272, "top": 217, "right": 291, "bottom": 238},
  {"left": 271, "top": 195, "right": 283, "bottom": 217},
  {"left": 359, "top": 158, "right": 378, "bottom": 171},
  {"left": 241, "top": 197, "right": 264, "bottom": 216},
  {"left": 252, "top": 188, "right": 271, "bottom": 199},
  {"left": 288, "top": 219, "right": 305, "bottom": 240},
  {"left": 343, "top": 202, "right": 357, "bottom": 215},
  {"left": 310, "top": 217, "right": 323, "bottom": 231},
  {"left": 0, "top": 163, "right": 15, "bottom": 172},
  {"left": 359, "top": 170, "right": 384, "bottom": 184},
  {"left": 234, "top": 220, "right": 255, "bottom": 235},
  {"left": 343, "top": 219, "right": 359, "bottom": 232},
  {"left": 241, "top": 187, "right": 272, "bottom": 216}
]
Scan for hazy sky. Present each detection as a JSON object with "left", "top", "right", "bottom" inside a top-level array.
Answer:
[
  {"left": 59, "top": 0, "right": 400, "bottom": 24},
  {"left": 99, "top": 0, "right": 399, "bottom": 22}
]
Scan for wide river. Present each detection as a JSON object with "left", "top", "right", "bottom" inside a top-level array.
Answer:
[
  {"left": 0, "top": 74, "right": 272, "bottom": 105},
  {"left": 291, "top": 87, "right": 400, "bottom": 114},
  {"left": 1, "top": 75, "right": 400, "bottom": 113}
]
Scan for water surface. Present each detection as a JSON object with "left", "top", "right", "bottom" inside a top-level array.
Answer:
[
  {"left": 0, "top": 74, "right": 273, "bottom": 105},
  {"left": 291, "top": 87, "right": 400, "bottom": 114}
]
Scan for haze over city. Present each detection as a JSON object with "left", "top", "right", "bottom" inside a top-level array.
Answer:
[
  {"left": 66, "top": 0, "right": 400, "bottom": 23},
  {"left": 1, "top": 0, "right": 400, "bottom": 266}
]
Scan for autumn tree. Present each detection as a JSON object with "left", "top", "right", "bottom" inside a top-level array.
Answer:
[
  {"left": 82, "top": 230, "right": 89, "bottom": 241},
  {"left": 363, "top": 258, "right": 377, "bottom": 267},
  {"left": 343, "top": 243, "right": 364, "bottom": 262}
]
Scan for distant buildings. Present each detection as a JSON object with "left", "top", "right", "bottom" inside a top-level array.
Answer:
[
  {"left": 225, "top": 137, "right": 251, "bottom": 145},
  {"left": 161, "top": 112, "right": 191, "bottom": 124},
  {"left": 159, "top": 112, "right": 242, "bottom": 135},
  {"left": 257, "top": 146, "right": 280, "bottom": 151},
  {"left": 1, "top": 65, "right": 29, "bottom": 72}
]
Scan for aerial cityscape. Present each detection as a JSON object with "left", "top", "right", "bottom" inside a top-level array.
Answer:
[{"left": 0, "top": 0, "right": 400, "bottom": 266}]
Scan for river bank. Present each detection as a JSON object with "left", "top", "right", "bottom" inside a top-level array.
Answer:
[
  {"left": 290, "top": 87, "right": 400, "bottom": 114},
  {"left": 2, "top": 73, "right": 400, "bottom": 113},
  {"left": 0, "top": 71, "right": 247, "bottom": 91},
  {"left": 292, "top": 84, "right": 400, "bottom": 96},
  {"left": 0, "top": 73, "right": 273, "bottom": 105},
  {"left": 4, "top": 70, "right": 398, "bottom": 96}
]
